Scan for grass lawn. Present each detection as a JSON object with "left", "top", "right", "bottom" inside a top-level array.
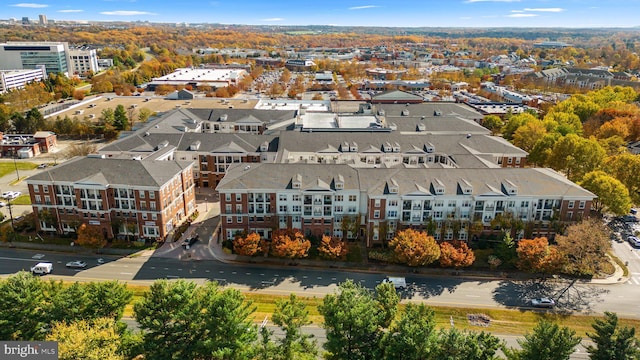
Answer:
[
  {"left": 118, "top": 283, "right": 640, "bottom": 337},
  {"left": 0, "top": 161, "right": 38, "bottom": 179},
  {"left": 10, "top": 194, "right": 31, "bottom": 205}
]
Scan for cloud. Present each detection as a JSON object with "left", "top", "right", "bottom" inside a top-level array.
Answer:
[
  {"left": 261, "top": 18, "right": 284, "bottom": 21},
  {"left": 11, "top": 3, "right": 49, "bottom": 8},
  {"left": 523, "top": 7, "right": 564, "bottom": 12},
  {"left": 507, "top": 13, "right": 538, "bottom": 17},
  {"left": 349, "top": 5, "right": 380, "bottom": 10},
  {"left": 58, "top": 9, "right": 84, "bottom": 13},
  {"left": 100, "top": 10, "right": 156, "bottom": 15},
  {"left": 465, "top": 0, "right": 520, "bottom": 3}
]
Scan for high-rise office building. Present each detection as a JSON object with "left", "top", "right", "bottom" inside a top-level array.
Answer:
[
  {"left": 0, "top": 42, "right": 72, "bottom": 77},
  {"left": 39, "top": 14, "right": 47, "bottom": 25}
]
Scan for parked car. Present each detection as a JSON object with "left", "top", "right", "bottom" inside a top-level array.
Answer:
[
  {"left": 1, "top": 191, "right": 14, "bottom": 199},
  {"left": 531, "top": 297, "right": 555, "bottom": 308},
  {"left": 0, "top": 201, "right": 5, "bottom": 207},
  {"left": 182, "top": 235, "right": 199, "bottom": 249},
  {"left": 628, "top": 236, "right": 640, "bottom": 248},
  {"left": 65, "top": 260, "right": 87, "bottom": 269},
  {"left": 37, "top": 163, "right": 48, "bottom": 169}
]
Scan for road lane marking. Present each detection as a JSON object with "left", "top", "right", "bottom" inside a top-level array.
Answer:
[
  {"left": 466, "top": 295, "right": 481, "bottom": 298},
  {"left": 120, "top": 272, "right": 133, "bottom": 275}
]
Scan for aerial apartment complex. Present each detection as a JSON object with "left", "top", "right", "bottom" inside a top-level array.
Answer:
[
  {"left": 26, "top": 150, "right": 196, "bottom": 241},
  {"left": 28, "top": 91, "right": 595, "bottom": 243}
]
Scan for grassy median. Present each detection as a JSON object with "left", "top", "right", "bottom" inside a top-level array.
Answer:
[{"left": 123, "top": 284, "right": 640, "bottom": 336}]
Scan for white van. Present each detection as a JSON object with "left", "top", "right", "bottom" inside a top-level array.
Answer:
[
  {"left": 384, "top": 276, "right": 407, "bottom": 289},
  {"left": 31, "top": 262, "right": 53, "bottom": 275}
]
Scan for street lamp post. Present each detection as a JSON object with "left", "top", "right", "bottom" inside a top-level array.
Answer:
[
  {"left": 13, "top": 156, "right": 20, "bottom": 181},
  {"left": 6, "top": 197, "right": 16, "bottom": 242}
]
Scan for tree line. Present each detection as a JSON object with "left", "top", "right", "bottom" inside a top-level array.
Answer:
[{"left": 1, "top": 273, "right": 638, "bottom": 359}]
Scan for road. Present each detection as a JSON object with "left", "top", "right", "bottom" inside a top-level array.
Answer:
[{"left": 1, "top": 245, "right": 639, "bottom": 319}]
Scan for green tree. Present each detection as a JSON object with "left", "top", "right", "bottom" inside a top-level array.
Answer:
[
  {"left": 433, "top": 328, "right": 503, "bottom": 360},
  {"left": 0, "top": 105, "right": 11, "bottom": 133},
  {"left": 271, "top": 294, "right": 317, "bottom": 360},
  {"left": 586, "top": 312, "right": 640, "bottom": 360},
  {"left": 528, "top": 133, "right": 559, "bottom": 167},
  {"left": 603, "top": 154, "right": 640, "bottom": 205},
  {"left": 47, "top": 317, "right": 127, "bottom": 360},
  {"left": 513, "top": 119, "right": 547, "bottom": 152},
  {"left": 547, "top": 134, "right": 606, "bottom": 182},
  {"left": 101, "top": 108, "right": 115, "bottom": 125},
  {"left": 380, "top": 303, "right": 437, "bottom": 360},
  {"left": 198, "top": 282, "right": 257, "bottom": 360},
  {"left": 505, "top": 320, "right": 581, "bottom": 360},
  {"left": 319, "top": 280, "right": 385, "bottom": 360},
  {"left": 482, "top": 115, "right": 504, "bottom": 135},
  {"left": 134, "top": 280, "right": 202, "bottom": 360},
  {"left": 502, "top": 112, "right": 538, "bottom": 141},
  {"left": 579, "top": 171, "right": 631, "bottom": 215},
  {"left": 543, "top": 111, "right": 583, "bottom": 136},
  {"left": 84, "top": 281, "right": 132, "bottom": 320},
  {"left": 113, "top": 104, "right": 129, "bottom": 130},
  {"left": 0, "top": 272, "right": 47, "bottom": 340},
  {"left": 375, "top": 282, "right": 399, "bottom": 328},
  {"left": 45, "top": 281, "right": 88, "bottom": 324},
  {"left": 137, "top": 107, "right": 154, "bottom": 123},
  {"left": 11, "top": 111, "right": 29, "bottom": 134}
]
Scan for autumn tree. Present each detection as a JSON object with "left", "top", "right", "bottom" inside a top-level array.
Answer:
[
  {"left": 47, "top": 317, "right": 129, "bottom": 360},
  {"left": 516, "top": 237, "right": 563, "bottom": 274},
  {"left": 233, "top": 232, "right": 261, "bottom": 256},
  {"left": 389, "top": 229, "right": 441, "bottom": 267},
  {"left": 482, "top": 115, "right": 504, "bottom": 135},
  {"left": 439, "top": 240, "right": 475, "bottom": 268},
  {"left": 64, "top": 143, "right": 98, "bottom": 159},
  {"left": 603, "top": 154, "right": 640, "bottom": 205},
  {"left": 318, "top": 235, "right": 349, "bottom": 260},
  {"left": 547, "top": 134, "right": 606, "bottom": 182},
  {"left": 75, "top": 224, "right": 106, "bottom": 248},
  {"left": 270, "top": 229, "right": 311, "bottom": 259},
  {"left": 579, "top": 171, "right": 631, "bottom": 215},
  {"left": 556, "top": 219, "right": 611, "bottom": 277},
  {"left": 513, "top": 119, "right": 548, "bottom": 152}
]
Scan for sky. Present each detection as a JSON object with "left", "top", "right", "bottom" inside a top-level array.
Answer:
[{"left": 4, "top": 0, "right": 640, "bottom": 28}]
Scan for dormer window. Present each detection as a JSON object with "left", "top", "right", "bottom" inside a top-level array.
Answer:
[
  {"left": 335, "top": 174, "right": 344, "bottom": 190},
  {"left": 350, "top": 142, "right": 358, "bottom": 152},
  {"left": 260, "top": 141, "right": 269, "bottom": 152},
  {"left": 432, "top": 178, "right": 445, "bottom": 195},
  {"left": 502, "top": 179, "right": 518, "bottom": 195},
  {"left": 388, "top": 178, "right": 399, "bottom": 194},
  {"left": 292, "top": 174, "right": 302, "bottom": 189},
  {"left": 424, "top": 142, "right": 435, "bottom": 153},
  {"left": 458, "top": 179, "right": 473, "bottom": 195}
]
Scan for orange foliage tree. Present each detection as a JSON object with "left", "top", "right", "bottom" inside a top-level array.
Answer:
[
  {"left": 75, "top": 224, "right": 106, "bottom": 248},
  {"left": 233, "top": 232, "right": 261, "bottom": 256},
  {"left": 318, "top": 235, "right": 349, "bottom": 260},
  {"left": 516, "top": 237, "right": 563, "bottom": 274},
  {"left": 389, "top": 229, "right": 440, "bottom": 267},
  {"left": 439, "top": 240, "right": 475, "bottom": 268},
  {"left": 270, "top": 229, "right": 311, "bottom": 259}
]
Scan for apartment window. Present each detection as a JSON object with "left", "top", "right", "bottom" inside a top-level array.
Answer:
[
  {"left": 292, "top": 195, "right": 301, "bottom": 202},
  {"left": 374, "top": 199, "right": 381, "bottom": 207},
  {"left": 34, "top": 186, "right": 39, "bottom": 193},
  {"left": 142, "top": 213, "right": 148, "bottom": 220},
  {"left": 448, "top": 200, "right": 456, "bottom": 207},
  {"left": 348, "top": 195, "right": 357, "bottom": 202},
  {"left": 149, "top": 192, "right": 155, "bottom": 199},
  {"left": 374, "top": 210, "right": 380, "bottom": 219},
  {"left": 279, "top": 205, "right": 288, "bottom": 212},
  {"left": 521, "top": 201, "right": 529, "bottom": 207},
  {"left": 292, "top": 205, "right": 301, "bottom": 212},
  {"left": 140, "top": 191, "right": 145, "bottom": 198},
  {"left": 507, "top": 157, "right": 513, "bottom": 164},
  {"left": 225, "top": 194, "right": 231, "bottom": 202},
  {"left": 388, "top": 200, "right": 397, "bottom": 207},
  {"left": 227, "top": 216, "right": 232, "bottom": 224},
  {"left": 434, "top": 200, "right": 444, "bottom": 207},
  {"left": 568, "top": 201, "right": 574, "bottom": 209},
  {"left": 236, "top": 216, "right": 242, "bottom": 223},
  {"left": 35, "top": 195, "right": 41, "bottom": 204},
  {"left": 334, "top": 205, "right": 343, "bottom": 213},
  {"left": 226, "top": 204, "right": 232, "bottom": 214},
  {"left": 236, "top": 194, "right": 242, "bottom": 202},
  {"left": 515, "top": 158, "right": 521, "bottom": 164},
  {"left": 335, "top": 195, "right": 343, "bottom": 202},
  {"left": 43, "top": 186, "right": 48, "bottom": 193},
  {"left": 566, "top": 211, "right": 573, "bottom": 220},
  {"left": 579, "top": 201, "right": 585, "bottom": 209},
  {"left": 152, "top": 213, "right": 157, "bottom": 220},
  {"left": 279, "top": 194, "right": 287, "bottom": 202},
  {"left": 387, "top": 210, "right": 398, "bottom": 218}
]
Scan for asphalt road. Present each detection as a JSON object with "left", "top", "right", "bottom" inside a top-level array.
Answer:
[{"left": 1, "top": 245, "right": 639, "bottom": 319}]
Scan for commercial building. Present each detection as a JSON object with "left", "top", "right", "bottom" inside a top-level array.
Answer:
[
  {"left": 0, "top": 42, "right": 71, "bottom": 76},
  {"left": 147, "top": 67, "right": 248, "bottom": 91},
  {"left": 69, "top": 48, "right": 99, "bottom": 77},
  {"left": 0, "top": 131, "right": 57, "bottom": 158},
  {"left": 26, "top": 151, "right": 196, "bottom": 241},
  {"left": 0, "top": 68, "right": 46, "bottom": 93}
]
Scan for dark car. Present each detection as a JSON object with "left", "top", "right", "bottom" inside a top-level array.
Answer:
[{"left": 182, "top": 235, "right": 199, "bottom": 249}]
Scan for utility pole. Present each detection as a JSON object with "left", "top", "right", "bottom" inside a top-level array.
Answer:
[{"left": 13, "top": 156, "right": 20, "bottom": 181}]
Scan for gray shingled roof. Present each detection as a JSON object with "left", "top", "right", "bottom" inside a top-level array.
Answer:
[
  {"left": 217, "top": 163, "right": 595, "bottom": 199},
  {"left": 26, "top": 156, "right": 193, "bottom": 187}
]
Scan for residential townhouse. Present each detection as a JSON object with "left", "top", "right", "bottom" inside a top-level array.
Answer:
[
  {"left": 217, "top": 163, "right": 595, "bottom": 246},
  {"left": 26, "top": 152, "right": 196, "bottom": 241}
]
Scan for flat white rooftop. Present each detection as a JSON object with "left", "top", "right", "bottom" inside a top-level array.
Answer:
[{"left": 153, "top": 67, "right": 246, "bottom": 82}]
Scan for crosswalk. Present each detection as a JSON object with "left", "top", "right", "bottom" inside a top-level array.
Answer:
[{"left": 627, "top": 273, "right": 640, "bottom": 285}]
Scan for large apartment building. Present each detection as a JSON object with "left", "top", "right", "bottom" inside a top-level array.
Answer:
[
  {"left": 26, "top": 151, "right": 196, "bottom": 241},
  {"left": 216, "top": 163, "right": 595, "bottom": 246}
]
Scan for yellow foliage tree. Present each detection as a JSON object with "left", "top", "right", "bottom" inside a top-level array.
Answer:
[
  {"left": 270, "top": 229, "right": 311, "bottom": 259},
  {"left": 75, "top": 224, "right": 106, "bottom": 248},
  {"left": 318, "top": 235, "right": 349, "bottom": 260},
  {"left": 233, "top": 232, "right": 261, "bottom": 256},
  {"left": 389, "top": 229, "right": 440, "bottom": 267}
]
